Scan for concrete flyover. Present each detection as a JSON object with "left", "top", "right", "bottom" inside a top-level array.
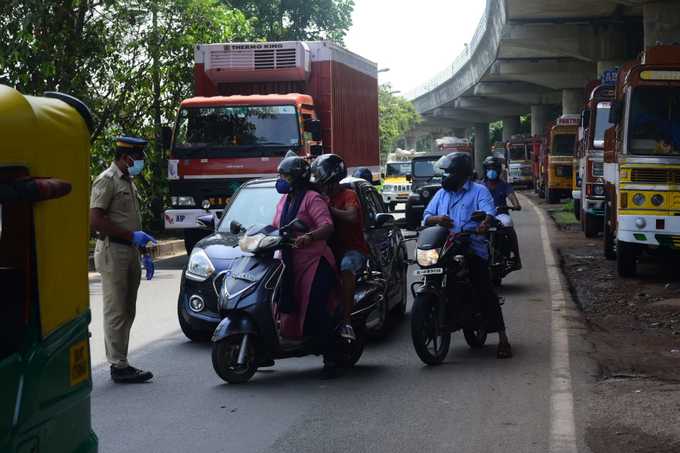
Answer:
[{"left": 406, "top": 0, "right": 680, "bottom": 170}]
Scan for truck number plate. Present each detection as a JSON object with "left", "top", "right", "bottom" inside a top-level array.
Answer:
[{"left": 414, "top": 268, "right": 444, "bottom": 276}]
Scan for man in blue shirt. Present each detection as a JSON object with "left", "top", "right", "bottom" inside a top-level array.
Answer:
[{"left": 422, "top": 152, "right": 512, "bottom": 359}]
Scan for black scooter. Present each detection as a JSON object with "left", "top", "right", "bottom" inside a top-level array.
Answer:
[
  {"left": 210, "top": 219, "right": 381, "bottom": 384},
  {"left": 409, "top": 212, "right": 491, "bottom": 365},
  {"left": 488, "top": 206, "right": 521, "bottom": 286}
]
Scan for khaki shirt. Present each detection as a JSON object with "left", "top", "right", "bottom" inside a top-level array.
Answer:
[{"left": 90, "top": 163, "right": 142, "bottom": 232}]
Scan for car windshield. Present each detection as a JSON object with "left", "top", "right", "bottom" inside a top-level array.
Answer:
[
  {"left": 412, "top": 159, "right": 439, "bottom": 177},
  {"left": 509, "top": 145, "right": 527, "bottom": 161},
  {"left": 174, "top": 105, "right": 300, "bottom": 153},
  {"left": 629, "top": 86, "right": 680, "bottom": 155},
  {"left": 551, "top": 134, "right": 576, "bottom": 156},
  {"left": 593, "top": 102, "right": 612, "bottom": 148},
  {"left": 217, "top": 185, "right": 280, "bottom": 233},
  {"left": 386, "top": 162, "right": 411, "bottom": 177}
]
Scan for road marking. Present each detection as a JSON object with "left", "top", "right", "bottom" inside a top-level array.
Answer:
[{"left": 520, "top": 194, "right": 578, "bottom": 453}]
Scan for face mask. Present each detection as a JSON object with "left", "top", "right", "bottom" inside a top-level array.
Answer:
[
  {"left": 442, "top": 174, "right": 464, "bottom": 192},
  {"left": 276, "top": 178, "right": 292, "bottom": 194},
  {"left": 128, "top": 159, "right": 144, "bottom": 177},
  {"left": 486, "top": 169, "right": 499, "bottom": 180}
]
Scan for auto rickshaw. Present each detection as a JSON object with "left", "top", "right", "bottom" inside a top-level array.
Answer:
[{"left": 0, "top": 85, "right": 97, "bottom": 452}]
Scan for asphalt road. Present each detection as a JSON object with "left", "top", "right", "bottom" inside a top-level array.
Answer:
[{"left": 88, "top": 202, "right": 592, "bottom": 453}]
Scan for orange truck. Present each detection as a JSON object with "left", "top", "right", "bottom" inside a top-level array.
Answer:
[
  {"left": 541, "top": 115, "right": 579, "bottom": 203},
  {"left": 163, "top": 41, "right": 380, "bottom": 251}
]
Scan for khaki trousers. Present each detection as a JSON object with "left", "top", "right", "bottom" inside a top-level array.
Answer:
[{"left": 95, "top": 241, "right": 141, "bottom": 368}]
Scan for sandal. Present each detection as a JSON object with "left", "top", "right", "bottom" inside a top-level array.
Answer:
[{"left": 497, "top": 342, "right": 513, "bottom": 359}]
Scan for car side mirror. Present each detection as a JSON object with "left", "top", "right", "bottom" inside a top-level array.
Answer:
[
  {"left": 161, "top": 126, "right": 173, "bottom": 151},
  {"left": 609, "top": 101, "right": 622, "bottom": 125},
  {"left": 229, "top": 220, "right": 243, "bottom": 235},
  {"left": 405, "top": 174, "right": 412, "bottom": 182},
  {"left": 304, "top": 118, "right": 322, "bottom": 142},
  {"left": 374, "top": 213, "right": 395, "bottom": 228},
  {"left": 197, "top": 214, "right": 215, "bottom": 231},
  {"left": 470, "top": 211, "right": 487, "bottom": 222}
]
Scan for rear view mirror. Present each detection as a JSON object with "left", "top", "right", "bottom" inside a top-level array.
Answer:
[
  {"left": 197, "top": 214, "right": 215, "bottom": 231},
  {"left": 374, "top": 213, "right": 395, "bottom": 228},
  {"left": 609, "top": 101, "right": 623, "bottom": 125},
  {"left": 161, "top": 126, "right": 173, "bottom": 151},
  {"left": 229, "top": 220, "right": 243, "bottom": 235},
  {"left": 304, "top": 118, "right": 322, "bottom": 142},
  {"left": 580, "top": 109, "right": 591, "bottom": 128}
]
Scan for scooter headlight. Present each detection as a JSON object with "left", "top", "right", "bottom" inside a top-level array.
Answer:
[
  {"left": 416, "top": 248, "right": 440, "bottom": 267},
  {"left": 186, "top": 248, "right": 215, "bottom": 282}
]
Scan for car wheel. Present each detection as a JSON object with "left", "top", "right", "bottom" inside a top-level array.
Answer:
[
  {"left": 178, "top": 299, "right": 211, "bottom": 342},
  {"left": 211, "top": 335, "right": 257, "bottom": 384},
  {"left": 411, "top": 294, "right": 450, "bottom": 365}
]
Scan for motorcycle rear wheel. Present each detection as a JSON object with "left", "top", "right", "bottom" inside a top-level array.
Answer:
[
  {"left": 411, "top": 294, "right": 451, "bottom": 365},
  {"left": 212, "top": 335, "right": 257, "bottom": 384},
  {"left": 336, "top": 330, "right": 365, "bottom": 368}
]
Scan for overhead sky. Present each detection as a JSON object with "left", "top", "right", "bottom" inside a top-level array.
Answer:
[{"left": 344, "top": 0, "right": 486, "bottom": 96}]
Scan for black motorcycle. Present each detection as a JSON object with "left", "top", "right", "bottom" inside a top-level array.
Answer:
[
  {"left": 210, "top": 219, "right": 381, "bottom": 384},
  {"left": 409, "top": 213, "right": 491, "bottom": 365},
  {"left": 487, "top": 206, "right": 521, "bottom": 286}
]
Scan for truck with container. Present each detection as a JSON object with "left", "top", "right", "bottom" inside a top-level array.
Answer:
[
  {"left": 574, "top": 71, "right": 616, "bottom": 237},
  {"left": 603, "top": 44, "right": 680, "bottom": 277},
  {"left": 541, "top": 115, "right": 579, "bottom": 203},
  {"left": 163, "top": 41, "right": 380, "bottom": 252}
]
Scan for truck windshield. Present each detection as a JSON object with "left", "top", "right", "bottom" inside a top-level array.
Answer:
[
  {"left": 413, "top": 159, "right": 439, "bottom": 177},
  {"left": 386, "top": 162, "right": 411, "bottom": 177},
  {"left": 509, "top": 145, "right": 527, "bottom": 161},
  {"left": 593, "top": 102, "right": 612, "bottom": 148},
  {"left": 551, "top": 134, "right": 576, "bottom": 156},
  {"left": 174, "top": 105, "right": 300, "bottom": 155},
  {"left": 629, "top": 86, "right": 680, "bottom": 155},
  {"left": 218, "top": 185, "right": 280, "bottom": 233}
]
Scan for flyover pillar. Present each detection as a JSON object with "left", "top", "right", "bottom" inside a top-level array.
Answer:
[
  {"left": 502, "top": 116, "right": 521, "bottom": 142},
  {"left": 644, "top": 2, "right": 680, "bottom": 49},
  {"left": 562, "top": 89, "right": 582, "bottom": 115},
  {"left": 474, "top": 123, "right": 490, "bottom": 173},
  {"left": 531, "top": 105, "right": 550, "bottom": 137}
]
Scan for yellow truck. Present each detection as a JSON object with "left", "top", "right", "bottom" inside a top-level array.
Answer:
[
  {"left": 381, "top": 160, "right": 412, "bottom": 211},
  {"left": 543, "top": 115, "right": 579, "bottom": 203}
]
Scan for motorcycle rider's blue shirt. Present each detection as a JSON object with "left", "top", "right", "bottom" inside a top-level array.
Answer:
[{"left": 422, "top": 180, "right": 496, "bottom": 260}]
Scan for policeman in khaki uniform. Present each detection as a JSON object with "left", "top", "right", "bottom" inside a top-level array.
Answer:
[{"left": 90, "top": 136, "right": 157, "bottom": 383}]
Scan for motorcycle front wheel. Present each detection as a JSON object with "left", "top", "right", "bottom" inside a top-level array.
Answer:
[
  {"left": 411, "top": 294, "right": 451, "bottom": 365},
  {"left": 212, "top": 335, "right": 257, "bottom": 384}
]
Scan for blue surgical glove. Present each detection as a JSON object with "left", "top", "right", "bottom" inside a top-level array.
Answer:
[
  {"left": 143, "top": 254, "right": 155, "bottom": 280},
  {"left": 132, "top": 231, "right": 157, "bottom": 247}
]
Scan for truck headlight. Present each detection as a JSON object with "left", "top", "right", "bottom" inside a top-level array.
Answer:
[
  {"left": 416, "top": 249, "right": 440, "bottom": 267},
  {"left": 632, "top": 193, "right": 645, "bottom": 206},
  {"left": 171, "top": 196, "right": 196, "bottom": 207},
  {"left": 186, "top": 248, "right": 215, "bottom": 282},
  {"left": 651, "top": 194, "right": 664, "bottom": 207}
]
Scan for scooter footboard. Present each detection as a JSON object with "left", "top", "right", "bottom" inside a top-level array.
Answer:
[{"left": 211, "top": 314, "right": 258, "bottom": 343}]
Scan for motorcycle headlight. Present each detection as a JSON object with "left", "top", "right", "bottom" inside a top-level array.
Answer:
[
  {"left": 186, "top": 248, "right": 215, "bottom": 282},
  {"left": 416, "top": 248, "right": 440, "bottom": 267}
]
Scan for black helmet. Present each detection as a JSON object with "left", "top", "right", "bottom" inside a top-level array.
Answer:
[
  {"left": 436, "top": 152, "right": 473, "bottom": 191},
  {"left": 483, "top": 156, "right": 503, "bottom": 172},
  {"left": 352, "top": 167, "right": 372, "bottom": 183},
  {"left": 277, "top": 153, "right": 310, "bottom": 186},
  {"left": 310, "top": 153, "right": 347, "bottom": 185}
]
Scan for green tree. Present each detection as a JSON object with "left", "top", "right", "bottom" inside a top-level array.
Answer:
[
  {"left": 379, "top": 84, "right": 420, "bottom": 160},
  {"left": 224, "top": 0, "right": 354, "bottom": 42}
]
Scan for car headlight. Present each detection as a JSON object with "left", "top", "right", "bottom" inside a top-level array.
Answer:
[
  {"left": 383, "top": 184, "right": 394, "bottom": 192},
  {"left": 632, "top": 193, "right": 646, "bottom": 206},
  {"left": 416, "top": 248, "right": 440, "bottom": 267},
  {"left": 594, "top": 185, "right": 605, "bottom": 196},
  {"left": 651, "top": 194, "right": 664, "bottom": 207},
  {"left": 186, "top": 248, "right": 215, "bottom": 282},
  {"left": 171, "top": 196, "right": 195, "bottom": 207}
]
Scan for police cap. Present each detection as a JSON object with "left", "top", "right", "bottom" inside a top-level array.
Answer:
[{"left": 115, "top": 136, "right": 148, "bottom": 157}]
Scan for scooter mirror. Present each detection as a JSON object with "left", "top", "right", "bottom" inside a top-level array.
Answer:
[{"left": 230, "top": 220, "right": 243, "bottom": 235}]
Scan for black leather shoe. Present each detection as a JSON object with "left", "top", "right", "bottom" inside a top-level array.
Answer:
[{"left": 111, "top": 365, "right": 153, "bottom": 383}]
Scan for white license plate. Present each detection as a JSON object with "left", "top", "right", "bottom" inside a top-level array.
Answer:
[{"left": 414, "top": 268, "right": 444, "bottom": 276}]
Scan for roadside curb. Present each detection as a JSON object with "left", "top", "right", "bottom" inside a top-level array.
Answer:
[{"left": 88, "top": 239, "right": 186, "bottom": 279}]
